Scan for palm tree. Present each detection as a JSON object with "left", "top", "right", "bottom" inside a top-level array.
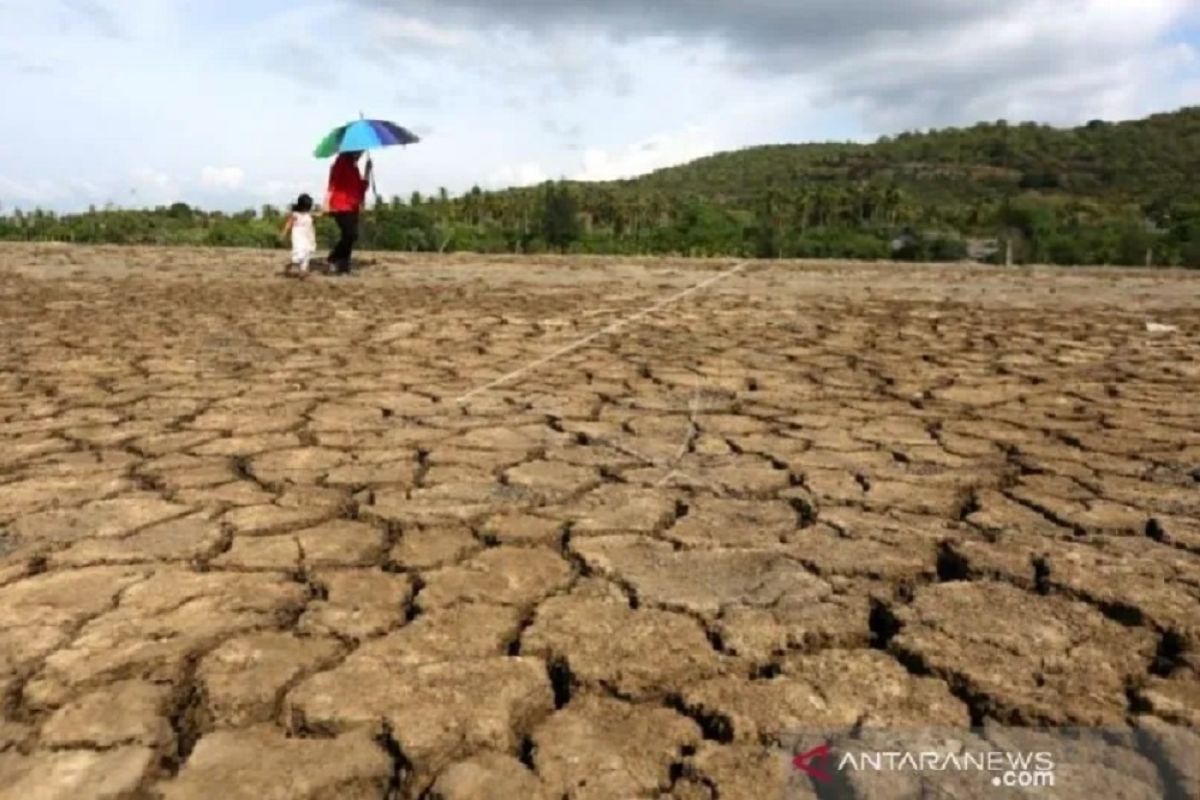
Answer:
[
  {"left": 612, "top": 194, "right": 631, "bottom": 239},
  {"left": 466, "top": 185, "right": 483, "bottom": 226},
  {"left": 883, "top": 185, "right": 904, "bottom": 226},
  {"left": 648, "top": 191, "right": 668, "bottom": 228},
  {"left": 811, "top": 187, "right": 830, "bottom": 228},
  {"left": 632, "top": 193, "right": 650, "bottom": 241},
  {"left": 592, "top": 189, "right": 617, "bottom": 231},
  {"left": 793, "top": 189, "right": 811, "bottom": 229}
]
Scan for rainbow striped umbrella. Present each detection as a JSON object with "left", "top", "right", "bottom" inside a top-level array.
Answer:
[{"left": 313, "top": 118, "right": 420, "bottom": 158}]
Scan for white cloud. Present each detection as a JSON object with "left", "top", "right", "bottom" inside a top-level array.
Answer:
[
  {"left": 487, "top": 162, "right": 549, "bottom": 188},
  {"left": 369, "top": 13, "right": 474, "bottom": 48},
  {"left": 252, "top": 178, "right": 316, "bottom": 205},
  {"left": 0, "top": 176, "right": 68, "bottom": 205},
  {"left": 574, "top": 126, "right": 720, "bottom": 182},
  {"left": 132, "top": 167, "right": 171, "bottom": 189},
  {"left": 815, "top": 0, "right": 1200, "bottom": 129},
  {"left": 0, "top": 176, "right": 107, "bottom": 209},
  {"left": 59, "top": 0, "right": 123, "bottom": 38},
  {"left": 257, "top": 179, "right": 294, "bottom": 198},
  {"left": 200, "top": 166, "right": 245, "bottom": 191},
  {"left": 74, "top": 179, "right": 103, "bottom": 197}
]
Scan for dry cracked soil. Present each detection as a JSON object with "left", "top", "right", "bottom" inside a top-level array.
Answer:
[{"left": 0, "top": 242, "right": 1198, "bottom": 799}]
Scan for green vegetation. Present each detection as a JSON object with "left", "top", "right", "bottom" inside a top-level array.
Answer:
[{"left": 4, "top": 107, "right": 1200, "bottom": 266}]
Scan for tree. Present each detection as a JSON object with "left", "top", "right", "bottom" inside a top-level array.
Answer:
[
  {"left": 541, "top": 182, "right": 581, "bottom": 252},
  {"left": 1114, "top": 223, "right": 1153, "bottom": 266}
]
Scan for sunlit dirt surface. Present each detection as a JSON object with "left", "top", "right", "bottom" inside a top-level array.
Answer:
[{"left": 0, "top": 243, "right": 1197, "bottom": 799}]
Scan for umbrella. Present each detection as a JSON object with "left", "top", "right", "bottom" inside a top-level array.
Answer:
[
  {"left": 314, "top": 117, "right": 420, "bottom": 210},
  {"left": 313, "top": 118, "right": 420, "bottom": 158}
]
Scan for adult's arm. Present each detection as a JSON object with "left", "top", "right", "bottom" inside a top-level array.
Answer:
[
  {"left": 325, "top": 157, "right": 344, "bottom": 210},
  {"left": 359, "top": 163, "right": 371, "bottom": 202}
]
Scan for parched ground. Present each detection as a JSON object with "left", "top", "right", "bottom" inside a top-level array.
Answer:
[{"left": 0, "top": 242, "right": 1198, "bottom": 799}]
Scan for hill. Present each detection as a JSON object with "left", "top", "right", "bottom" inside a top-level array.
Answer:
[
  {"left": 564, "top": 106, "right": 1200, "bottom": 263},
  {"left": 624, "top": 108, "right": 1200, "bottom": 210},
  {"left": 3, "top": 108, "right": 1200, "bottom": 266},
  {"left": 401, "top": 105, "right": 1200, "bottom": 265}
]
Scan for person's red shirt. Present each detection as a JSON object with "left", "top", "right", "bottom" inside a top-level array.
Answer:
[{"left": 325, "top": 154, "right": 368, "bottom": 213}]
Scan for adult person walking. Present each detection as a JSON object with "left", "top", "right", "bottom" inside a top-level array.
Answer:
[
  {"left": 314, "top": 117, "right": 421, "bottom": 273},
  {"left": 324, "top": 151, "right": 371, "bottom": 274}
]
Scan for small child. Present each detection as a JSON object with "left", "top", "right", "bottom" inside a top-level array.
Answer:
[{"left": 280, "top": 194, "right": 318, "bottom": 277}]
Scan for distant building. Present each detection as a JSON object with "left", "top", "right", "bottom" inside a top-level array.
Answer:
[
  {"left": 890, "top": 232, "right": 919, "bottom": 253},
  {"left": 891, "top": 230, "right": 978, "bottom": 262},
  {"left": 967, "top": 238, "right": 1000, "bottom": 261}
]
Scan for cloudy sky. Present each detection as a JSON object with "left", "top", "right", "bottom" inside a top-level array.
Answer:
[{"left": 2, "top": 0, "right": 1199, "bottom": 212}]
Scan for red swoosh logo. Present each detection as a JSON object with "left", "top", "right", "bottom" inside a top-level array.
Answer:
[{"left": 793, "top": 743, "right": 833, "bottom": 783}]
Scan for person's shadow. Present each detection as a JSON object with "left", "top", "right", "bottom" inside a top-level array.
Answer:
[{"left": 311, "top": 257, "right": 377, "bottom": 275}]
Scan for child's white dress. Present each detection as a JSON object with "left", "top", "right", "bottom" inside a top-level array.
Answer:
[{"left": 290, "top": 212, "right": 316, "bottom": 271}]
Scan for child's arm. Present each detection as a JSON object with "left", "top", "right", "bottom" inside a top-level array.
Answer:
[{"left": 279, "top": 214, "right": 293, "bottom": 240}]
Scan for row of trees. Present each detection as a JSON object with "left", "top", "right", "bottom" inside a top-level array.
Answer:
[
  {"left": 2, "top": 186, "right": 1196, "bottom": 266},
  {"left": 3, "top": 108, "right": 1199, "bottom": 266}
]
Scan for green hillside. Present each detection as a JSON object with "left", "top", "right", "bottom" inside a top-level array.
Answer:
[
  {"left": 566, "top": 105, "right": 1200, "bottom": 263},
  {"left": 626, "top": 108, "right": 1200, "bottom": 210},
  {"left": 4, "top": 107, "right": 1200, "bottom": 266}
]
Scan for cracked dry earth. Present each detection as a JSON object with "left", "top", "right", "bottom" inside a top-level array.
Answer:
[{"left": 0, "top": 242, "right": 1198, "bottom": 800}]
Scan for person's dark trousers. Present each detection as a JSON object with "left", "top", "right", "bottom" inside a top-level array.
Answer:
[{"left": 328, "top": 211, "right": 359, "bottom": 273}]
